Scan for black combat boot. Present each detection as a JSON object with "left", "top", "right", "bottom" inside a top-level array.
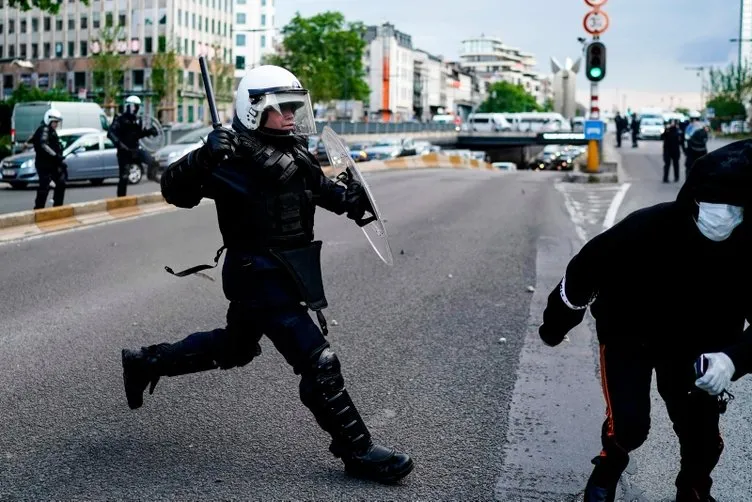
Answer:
[
  {"left": 300, "top": 348, "right": 414, "bottom": 483},
  {"left": 121, "top": 343, "right": 226, "bottom": 409}
]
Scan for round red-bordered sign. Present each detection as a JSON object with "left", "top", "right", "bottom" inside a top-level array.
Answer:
[
  {"left": 583, "top": 9, "right": 609, "bottom": 35},
  {"left": 584, "top": 0, "right": 607, "bottom": 7}
]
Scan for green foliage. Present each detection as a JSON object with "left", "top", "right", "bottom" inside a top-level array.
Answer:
[
  {"left": 706, "top": 95, "right": 746, "bottom": 129},
  {"left": 151, "top": 47, "right": 180, "bottom": 108},
  {"left": 266, "top": 11, "right": 370, "bottom": 103},
  {"left": 542, "top": 98, "right": 554, "bottom": 112},
  {"left": 90, "top": 26, "right": 127, "bottom": 113},
  {"left": 709, "top": 62, "right": 752, "bottom": 101},
  {"left": 5, "top": 85, "right": 74, "bottom": 107},
  {"left": 674, "top": 107, "right": 690, "bottom": 116},
  {"left": 478, "top": 81, "right": 541, "bottom": 113},
  {"left": 8, "top": 0, "right": 88, "bottom": 14}
]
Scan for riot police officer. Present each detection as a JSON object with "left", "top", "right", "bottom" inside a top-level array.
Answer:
[
  {"left": 120, "top": 66, "right": 414, "bottom": 484},
  {"left": 683, "top": 112, "right": 709, "bottom": 178},
  {"left": 32, "top": 108, "right": 66, "bottom": 209},
  {"left": 107, "top": 95, "right": 158, "bottom": 197},
  {"left": 661, "top": 119, "right": 683, "bottom": 183}
]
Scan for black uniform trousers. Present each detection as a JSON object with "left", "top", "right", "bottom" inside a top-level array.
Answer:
[
  {"left": 685, "top": 151, "right": 707, "bottom": 181},
  {"left": 663, "top": 150, "right": 680, "bottom": 182},
  {"left": 595, "top": 343, "right": 723, "bottom": 494},
  {"left": 117, "top": 148, "right": 156, "bottom": 197},
  {"left": 34, "top": 165, "right": 66, "bottom": 209}
]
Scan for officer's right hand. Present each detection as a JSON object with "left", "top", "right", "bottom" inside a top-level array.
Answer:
[{"left": 204, "top": 127, "right": 237, "bottom": 164}]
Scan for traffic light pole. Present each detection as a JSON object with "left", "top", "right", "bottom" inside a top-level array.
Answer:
[{"left": 587, "top": 37, "right": 601, "bottom": 173}]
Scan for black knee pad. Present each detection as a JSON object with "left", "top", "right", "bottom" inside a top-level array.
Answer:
[
  {"left": 299, "top": 347, "right": 343, "bottom": 408},
  {"left": 216, "top": 334, "right": 262, "bottom": 370}
]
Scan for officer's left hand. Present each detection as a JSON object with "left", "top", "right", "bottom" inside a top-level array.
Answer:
[
  {"left": 695, "top": 352, "right": 736, "bottom": 396},
  {"left": 147, "top": 127, "right": 159, "bottom": 137},
  {"left": 345, "top": 180, "right": 371, "bottom": 221}
]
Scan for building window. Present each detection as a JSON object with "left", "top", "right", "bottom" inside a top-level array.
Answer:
[
  {"left": 68, "top": 41, "right": 74, "bottom": 57},
  {"left": 43, "top": 42, "right": 50, "bottom": 58},
  {"left": 188, "top": 71, "right": 194, "bottom": 87},
  {"left": 198, "top": 15, "right": 202, "bottom": 31},
  {"left": 260, "top": 35, "right": 266, "bottom": 48},
  {"left": 81, "top": 16, "right": 88, "bottom": 29},
  {"left": 105, "top": 12, "right": 113, "bottom": 27},
  {"left": 237, "top": 0, "right": 246, "bottom": 4},
  {"left": 158, "top": 36, "right": 166, "bottom": 52},
  {"left": 119, "top": 14, "right": 126, "bottom": 26},
  {"left": 44, "top": 17, "right": 51, "bottom": 31},
  {"left": 31, "top": 43, "right": 38, "bottom": 58},
  {"left": 184, "top": 38, "right": 189, "bottom": 55},
  {"left": 236, "top": 13, "right": 246, "bottom": 24},
  {"left": 185, "top": 11, "right": 189, "bottom": 26},
  {"left": 21, "top": 19, "right": 27, "bottom": 33},
  {"left": 191, "top": 40, "right": 195, "bottom": 56},
  {"left": 188, "top": 105, "right": 194, "bottom": 123},
  {"left": 38, "top": 73, "right": 49, "bottom": 88},
  {"left": 177, "top": 9, "right": 181, "bottom": 26},
  {"left": 80, "top": 41, "right": 87, "bottom": 56},
  {"left": 68, "top": 15, "right": 75, "bottom": 30},
  {"left": 211, "top": 19, "right": 215, "bottom": 34},
  {"left": 9, "top": 19, "right": 14, "bottom": 34},
  {"left": 159, "top": 11, "right": 167, "bottom": 24},
  {"left": 236, "top": 34, "right": 246, "bottom": 46},
  {"left": 56, "top": 72, "right": 66, "bottom": 88},
  {"left": 235, "top": 55, "right": 245, "bottom": 70},
  {"left": 133, "top": 69, "right": 144, "bottom": 89},
  {"left": 178, "top": 104, "right": 183, "bottom": 122},
  {"left": 192, "top": 13, "right": 196, "bottom": 29},
  {"left": 0, "top": 22, "right": 3, "bottom": 34},
  {"left": 32, "top": 18, "right": 39, "bottom": 32},
  {"left": 74, "top": 72, "right": 86, "bottom": 89},
  {"left": 261, "top": 14, "right": 266, "bottom": 26},
  {"left": 8, "top": 44, "right": 15, "bottom": 58},
  {"left": 0, "top": 46, "right": 4, "bottom": 58},
  {"left": 145, "top": 37, "right": 153, "bottom": 53},
  {"left": 93, "top": 12, "right": 100, "bottom": 29},
  {"left": 20, "top": 44, "right": 26, "bottom": 58},
  {"left": 55, "top": 42, "right": 63, "bottom": 57}
]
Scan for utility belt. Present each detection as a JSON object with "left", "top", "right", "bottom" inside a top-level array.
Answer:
[{"left": 164, "top": 241, "right": 331, "bottom": 336}]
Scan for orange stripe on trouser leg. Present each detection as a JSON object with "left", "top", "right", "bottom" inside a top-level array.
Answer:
[{"left": 599, "top": 344, "right": 615, "bottom": 457}]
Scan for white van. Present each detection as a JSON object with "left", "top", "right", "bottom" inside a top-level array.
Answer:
[
  {"left": 11, "top": 101, "right": 109, "bottom": 153},
  {"left": 467, "top": 113, "right": 512, "bottom": 132}
]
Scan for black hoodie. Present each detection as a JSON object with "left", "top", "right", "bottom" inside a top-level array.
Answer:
[{"left": 540, "top": 139, "right": 752, "bottom": 378}]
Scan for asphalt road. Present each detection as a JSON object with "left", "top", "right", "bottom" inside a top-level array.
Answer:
[
  {"left": 0, "top": 178, "right": 161, "bottom": 214},
  {"left": 0, "top": 167, "right": 560, "bottom": 501},
  {"left": 3, "top": 140, "right": 751, "bottom": 501}
]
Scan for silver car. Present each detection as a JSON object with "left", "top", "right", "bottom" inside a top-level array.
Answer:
[{"left": 0, "top": 128, "right": 143, "bottom": 189}]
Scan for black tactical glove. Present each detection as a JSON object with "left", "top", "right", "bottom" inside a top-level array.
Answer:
[
  {"left": 345, "top": 180, "right": 372, "bottom": 222},
  {"left": 538, "top": 284, "right": 587, "bottom": 347},
  {"left": 147, "top": 126, "right": 159, "bottom": 137},
  {"left": 200, "top": 127, "right": 237, "bottom": 167}
]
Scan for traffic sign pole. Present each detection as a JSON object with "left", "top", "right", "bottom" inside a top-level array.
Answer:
[{"left": 587, "top": 82, "right": 600, "bottom": 173}]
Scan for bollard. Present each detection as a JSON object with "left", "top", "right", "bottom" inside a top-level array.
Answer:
[{"left": 587, "top": 139, "right": 600, "bottom": 173}]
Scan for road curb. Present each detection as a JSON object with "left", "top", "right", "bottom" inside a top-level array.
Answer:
[{"left": 0, "top": 155, "right": 494, "bottom": 242}]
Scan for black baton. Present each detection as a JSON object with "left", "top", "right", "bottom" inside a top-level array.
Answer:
[{"left": 199, "top": 56, "right": 221, "bottom": 129}]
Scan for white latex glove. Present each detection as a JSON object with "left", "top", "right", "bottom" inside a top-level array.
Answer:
[{"left": 695, "top": 352, "right": 736, "bottom": 396}]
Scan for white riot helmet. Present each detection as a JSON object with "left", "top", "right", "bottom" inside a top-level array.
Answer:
[
  {"left": 235, "top": 65, "right": 316, "bottom": 135},
  {"left": 43, "top": 108, "right": 63, "bottom": 126},
  {"left": 689, "top": 111, "right": 702, "bottom": 120},
  {"left": 125, "top": 95, "right": 141, "bottom": 114}
]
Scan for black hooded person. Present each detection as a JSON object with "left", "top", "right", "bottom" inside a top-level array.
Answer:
[
  {"left": 537, "top": 139, "right": 752, "bottom": 502},
  {"left": 119, "top": 65, "right": 414, "bottom": 484}
]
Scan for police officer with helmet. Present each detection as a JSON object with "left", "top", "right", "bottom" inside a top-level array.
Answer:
[
  {"left": 32, "top": 108, "right": 67, "bottom": 209},
  {"left": 107, "top": 95, "right": 159, "bottom": 197},
  {"left": 120, "top": 65, "right": 414, "bottom": 484}
]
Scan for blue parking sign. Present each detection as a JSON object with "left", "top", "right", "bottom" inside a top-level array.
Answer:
[{"left": 584, "top": 120, "right": 604, "bottom": 140}]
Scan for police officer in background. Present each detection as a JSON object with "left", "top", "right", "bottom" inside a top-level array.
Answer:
[
  {"left": 120, "top": 65, "right": 414, "bottom": 484},
  {"left": 32, "top": 108, "right": 67, "bottom": 209},
  {"left": 107, "top": 95, "right": 158, "bottom": 197},
  {"left": 683, "top": 112, "right": 709, "bottom": 179},
  {"left": 661, "top": 119, "right": 683, "bottom": 183},
  {"left": 630, "top": 113, "right": 641, "bottom": 148}
]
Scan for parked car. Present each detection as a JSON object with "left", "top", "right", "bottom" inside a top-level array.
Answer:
[
  {"left": 492, "top": 161, "right": 518, "bottom": 171},
  {"left": 348, "top": 142, "right": 371, "bottom": 163},
  {"left": 364, "top": 137, "right": 418, "bottom": 160},
  {"left": 0, "top": 128, "right": 144, "bottom": 189},
  {"left": 153, "top": 125, "right": 214, "bottom": 174},
  {"left": 639, "top": 117, "right": 665, "bottom": 140}
]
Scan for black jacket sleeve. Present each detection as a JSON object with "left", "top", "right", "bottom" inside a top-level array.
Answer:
[
  {"left": 539, "top": 226, "right": 621, "bottom": 346},
  {"left": 160, "top": 148, "right": 212, "bottom": 209},
  {"left": 722, "top": 317, "right": 752, "bottom": 381},
  {"left": 39, "top": 126, "right": 60, "bottom": 159},
  {"left": 309, "top": 155, "right": 347, "bottom": 215},
  {"left": 107, "top": 116, "right": 123, "bottom": 149}
]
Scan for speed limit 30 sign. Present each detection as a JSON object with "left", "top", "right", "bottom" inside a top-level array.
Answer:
[{"left": 584, "top": 0, "right": 607, "bottom": 6}]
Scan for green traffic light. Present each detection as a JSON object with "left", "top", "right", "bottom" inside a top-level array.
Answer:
[{"left": 589, "top": 67, "right": 603, "bottom": 78}]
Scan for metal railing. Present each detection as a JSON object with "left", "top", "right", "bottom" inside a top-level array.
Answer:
[{"left": 312, "top": 121, "right": 458, "bottom": 136}]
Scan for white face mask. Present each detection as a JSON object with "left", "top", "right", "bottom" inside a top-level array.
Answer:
[{"left": 695, "top": 202, "right": 744, "bottom": 241}]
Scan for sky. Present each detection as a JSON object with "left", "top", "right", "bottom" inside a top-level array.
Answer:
[{"left": 275, "top": 0, "right": 742, "bottom": 111}]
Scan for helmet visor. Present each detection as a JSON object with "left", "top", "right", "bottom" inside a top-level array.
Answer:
[{"left": 263, "top": 90, "right": 317, "bottom": 135}]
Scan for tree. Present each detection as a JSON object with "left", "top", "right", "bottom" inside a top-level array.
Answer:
[
  {"left": 477, "top": 81, "right": 541, "bottom": 113},
  {"left": 542, "top": 98, "right": 554, "bottom": 112},
  {"left": 150, "top": 46, "right": 180, "bottom": 123},
  {"left": 674, "top": 107, "right": 690, "bottom": 116},
  {"left": 90, "top": 26, "right": 127, "bottom": 116},
  {"left": 708, "top": 62, "right": 752, "bottom": 102},
  {"left": 5, "top": 85, "right": 73, "bottom": 106},
  {"left": 265, "top": 12, "right": 370, "bottom": 104},
  {"left": 706, "top": 95, "right": 746, "bottom": 129},
  {"left": 8, "top": 0, "right": 87, "bottom": 14}
]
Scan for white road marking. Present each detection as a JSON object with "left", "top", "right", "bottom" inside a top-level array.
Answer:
[{"left": 603, "top": 183, "right": 631, "bottom": 229}]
